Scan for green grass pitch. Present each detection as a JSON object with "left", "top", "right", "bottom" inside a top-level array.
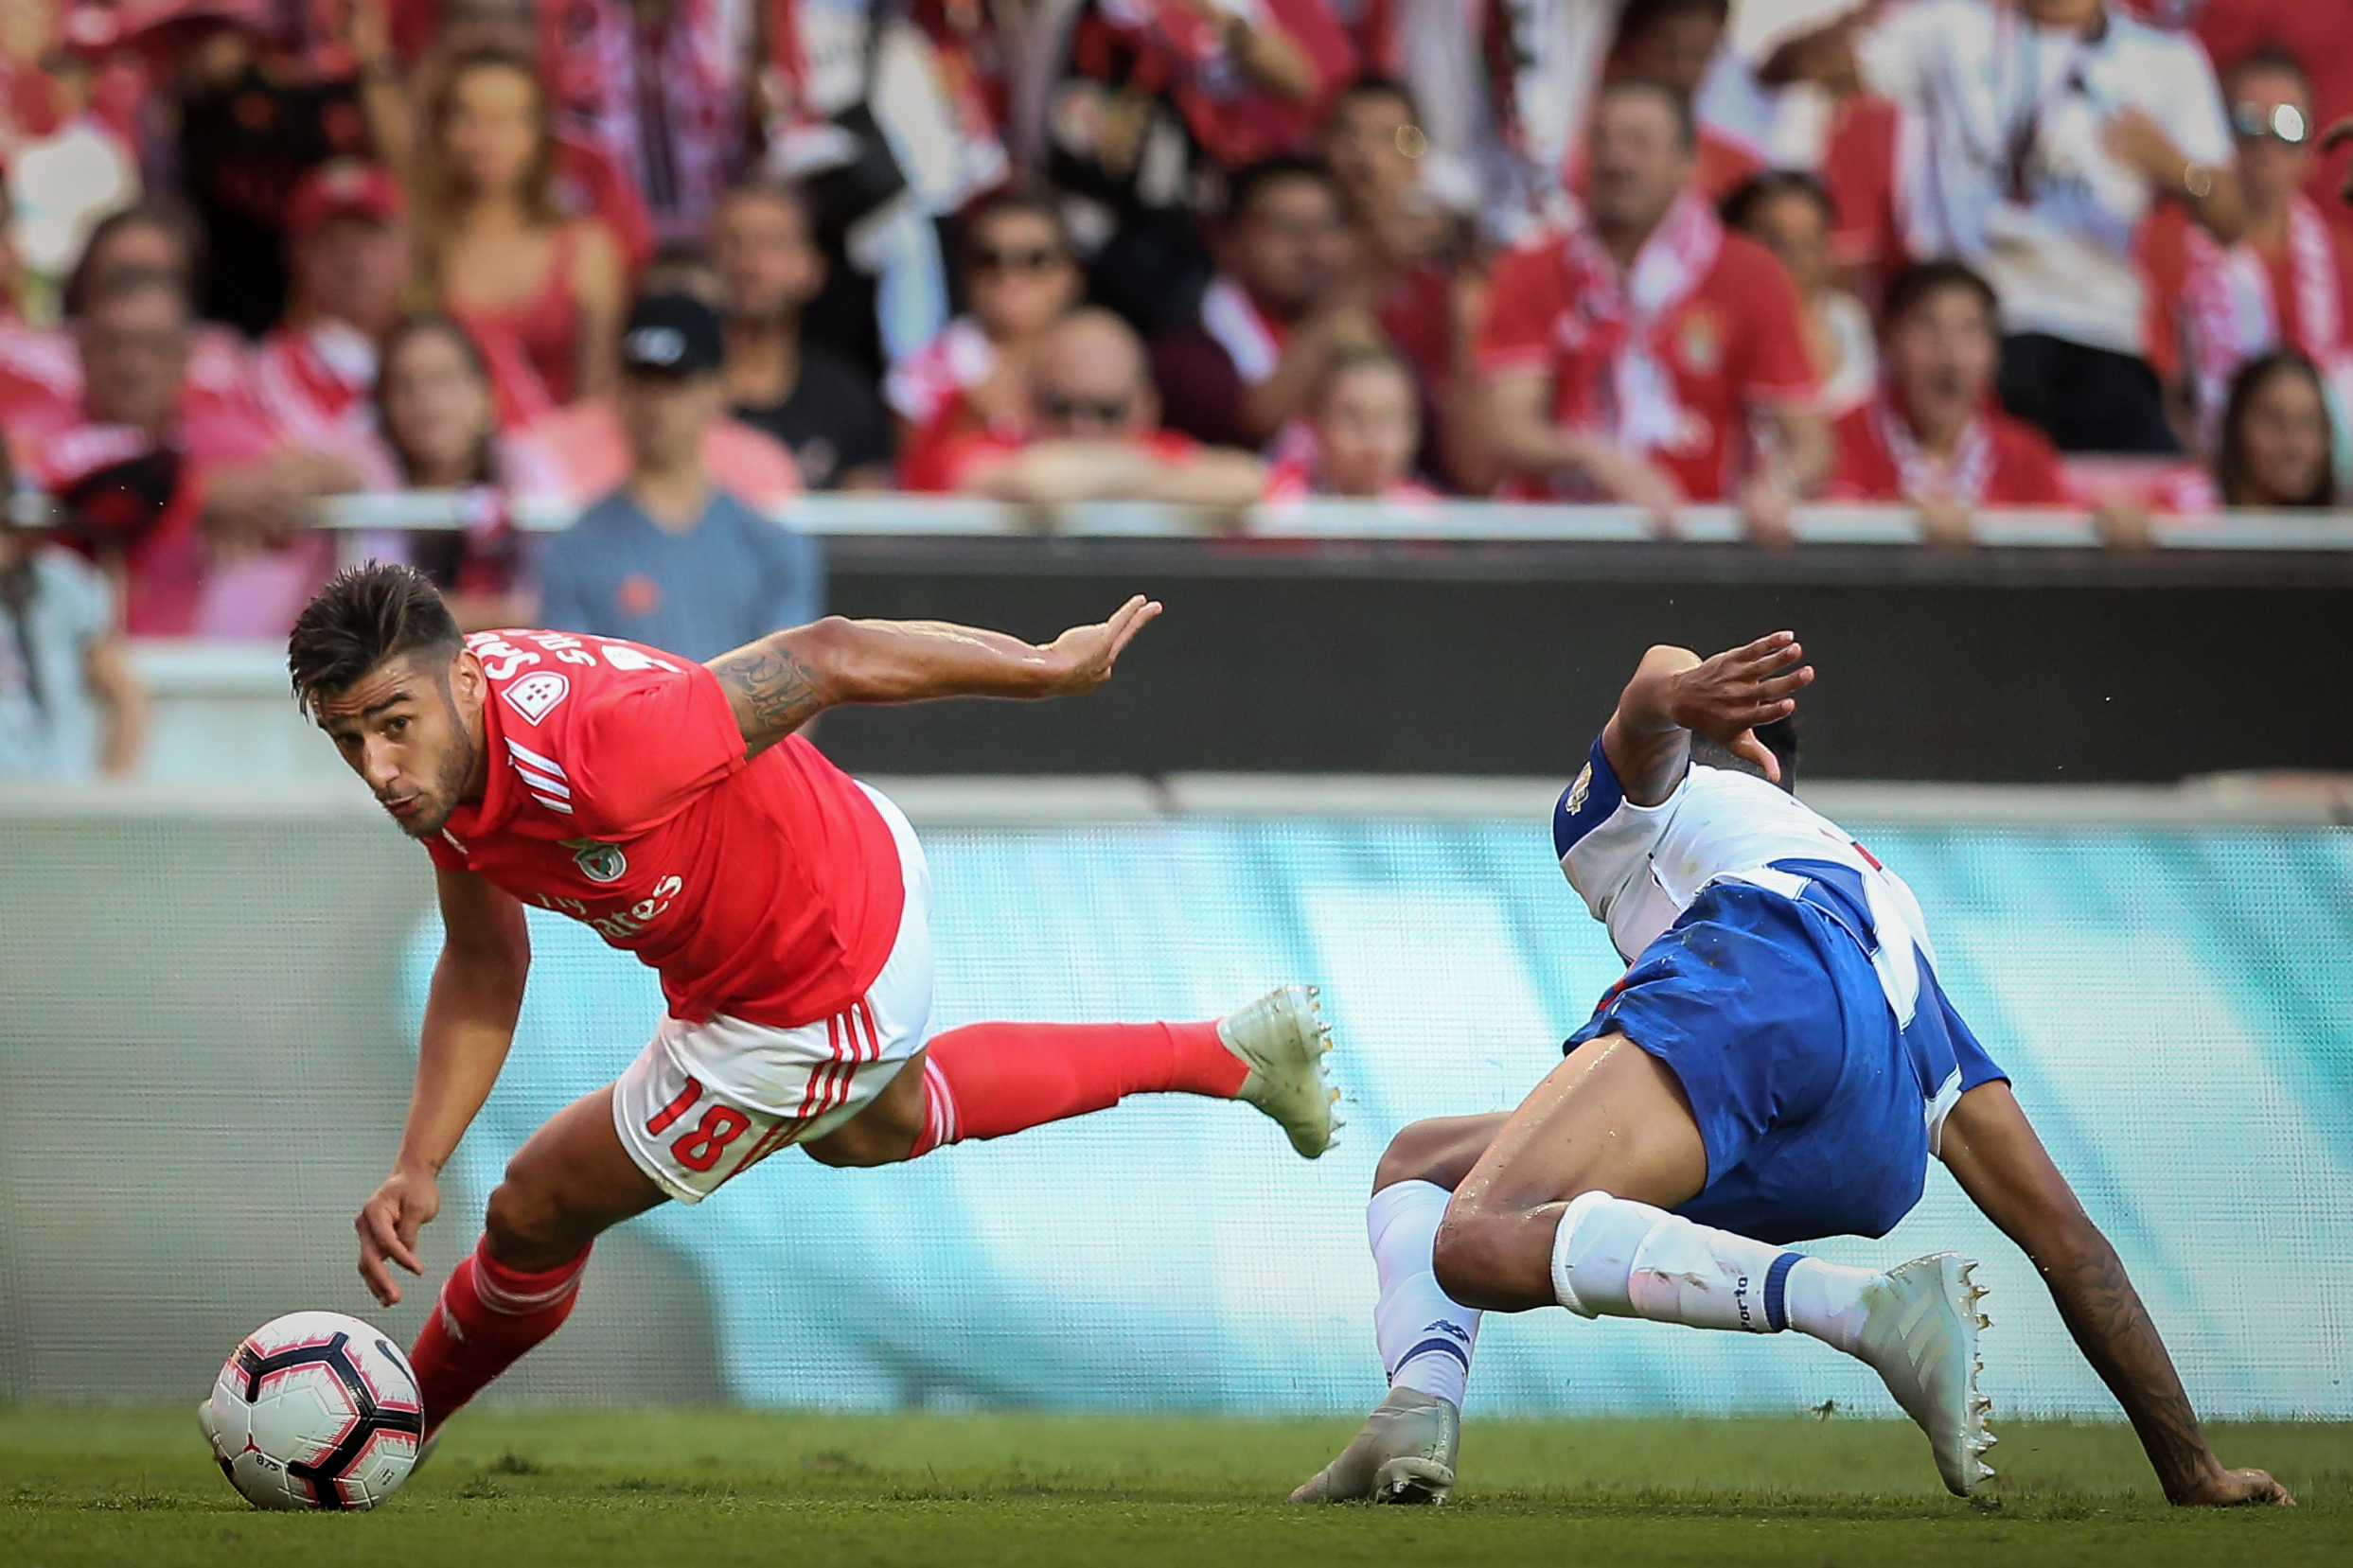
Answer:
[{"left": 5, "top": 1406, "right": 2346, "bottom": 1567}]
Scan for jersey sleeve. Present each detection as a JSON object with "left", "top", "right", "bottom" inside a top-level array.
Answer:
[
  {"left": 1731, "top": 247, "right": 1823, "bottom": 405},
  {"left": 1550, "top": 734, "right": 1689, "bottom": 923},
  {"left": 1473, "top": 243, "right": 1565, "bottom": 376},
  {"left": 562, "top": 658, "right": 751, "bottom": 837}
]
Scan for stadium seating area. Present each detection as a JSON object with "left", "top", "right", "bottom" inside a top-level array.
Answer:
[{"left": 1, "top": 0, "right": 2351, "bottom": 779}]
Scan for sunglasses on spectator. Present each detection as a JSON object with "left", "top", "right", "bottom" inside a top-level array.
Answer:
[
  {"left": 1041, "top": 395, "right": 1131, "bottom": 425},
  {"left": 972, "top": 244, "right": 1067, "bottom": 275},
  {"left": 2231, "top": 102, "right": 2310, "bottom": 145}
]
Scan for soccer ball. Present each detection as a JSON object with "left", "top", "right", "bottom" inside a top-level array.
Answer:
[{"left": 199, "top": 1311, "right": 425, "bottom": 1510}]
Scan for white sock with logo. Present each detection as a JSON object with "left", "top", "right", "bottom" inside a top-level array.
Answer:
[
  {"left": 1368, "top": 1180, "right": 1482, "bottom": 1408},
  {"left": 1548, "top": 1191, "right": 1877, "bottom": 1349}
]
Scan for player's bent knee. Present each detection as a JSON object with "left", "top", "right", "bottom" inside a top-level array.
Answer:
[
  {"left": 1430, "top": 1201, "right": 1527, "bottom": 1313},
  {"left": 483, "top": 1175, "right": 587, "bottom": 1267}
]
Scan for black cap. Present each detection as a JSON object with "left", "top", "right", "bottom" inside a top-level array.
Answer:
[{"left": 620, "top": 292, "right": 724, "bottom": 377}]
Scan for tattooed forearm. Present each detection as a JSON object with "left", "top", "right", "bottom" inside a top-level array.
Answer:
[
  {"left": 2038, "top": 1225, "right": 2216, "bottom": 1499},
  {"left": 710, "top": 639, "right": 827, "bottom": 753}
]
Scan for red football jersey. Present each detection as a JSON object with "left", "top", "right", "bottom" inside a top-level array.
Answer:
[
  {"left": 1827, "top": 398, "right": 2069, "bottom": 507},
  {"left": 1475, "top": 228, "right": 1818, "bottom": 502},
  {"left": 425, "top": 630, "right": 905, "bottom": 1030}
]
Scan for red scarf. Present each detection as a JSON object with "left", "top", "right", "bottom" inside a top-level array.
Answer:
[{"left": 1552, "top": 191, "right": 1722, "bottom": 454}]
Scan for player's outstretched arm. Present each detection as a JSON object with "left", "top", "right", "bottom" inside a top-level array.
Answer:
[
  {"left": 1601, "top": 632, "right": 1813, "bottom": 804},
  {"left": 356, "top": 868, "right": 532, "bottom": 1308},
  {"left": 705, "top": 596, "right": 1163, "bottom": 757},
  {"left": 1938, "top": 1082, "right": 2294, "bottom": 1506}
]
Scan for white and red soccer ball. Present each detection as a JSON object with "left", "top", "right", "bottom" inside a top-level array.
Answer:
[{"left": 200, "top": 1311, "right": 424, "bottom": 1510}]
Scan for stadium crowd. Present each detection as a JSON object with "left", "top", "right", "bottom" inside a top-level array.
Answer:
[{"left": 1, "top": 0, "right": 2350, "bottom": 776}]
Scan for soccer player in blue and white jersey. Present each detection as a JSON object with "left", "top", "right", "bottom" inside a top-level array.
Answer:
[{"left": 1293, "top": 632, "right": 2292, "bottom": 1509}]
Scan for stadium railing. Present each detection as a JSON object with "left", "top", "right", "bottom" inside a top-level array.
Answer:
[{"left": 304, "top": 491, "right": 2353, "bottom": 551}]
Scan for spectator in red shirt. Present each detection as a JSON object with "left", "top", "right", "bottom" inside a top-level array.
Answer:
[
  {"left": 35, "top": 267, "right": 363, "bottom": 638},
  {"left": 935, "top": 307, "right": 1266, "bottom": 505},
  {"left": 250, "top": 159, "right": 414, "bottom": 461},
  {"left": 1724, "top": 170, "right": 1877, "bottom": 418},
  {"left": 1476, "top": 79, "right": 1830, "bottom": 529},
  {"left": 416, "top": 44, "right": 627, "bottom": 412},
  {"left": 888, "top": 184, "right": 1086, "bottom": 494},
  {"left": 1828, "top": 259, "right": 2069, "bottom": 543},
  {"left": 62, "top": 200, "right": 255, "bottom": 419},
  {"left": 2192, "top": 0, "right": 2353, "bottom": 208},
  {"left": 1153, "top": 157, "right": 1375, "bottom": 451},
  {"left": 1263, "top": 344, "right": 1439, "bottom": 500},
  {"left": 2180, "top": 48, "right": 2353, "bottom": 447}
]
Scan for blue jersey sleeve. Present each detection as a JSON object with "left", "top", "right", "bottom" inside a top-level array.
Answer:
[{"left": 1552, "top": 735, "right": 1627, "bottom": 860}]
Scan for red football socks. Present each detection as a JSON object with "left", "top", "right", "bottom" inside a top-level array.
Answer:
[
  {"left": 909, "top": 1020, "right": 1247, "bottom": 1156},
  {"left": 407, "top": 1239, "right": 592, "bottom": 1436}
]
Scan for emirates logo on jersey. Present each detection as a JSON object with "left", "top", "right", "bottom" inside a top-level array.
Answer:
[
  {"left": 566, "top": 839, "right": 628, "bottom": 884},
  {"left": 501, "top": 671, "right": 571, "bottom": 726}
]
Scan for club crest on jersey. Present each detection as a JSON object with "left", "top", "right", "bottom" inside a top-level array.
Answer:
[
  {"left": 501, "top": 671, "right": 571, "bottom": 726},
  {"left": 1566, "top": 762, "right": 1593, "bottom": 816},
  {"left": 563, "top": 837, "right": 628, "bottom": 884}
]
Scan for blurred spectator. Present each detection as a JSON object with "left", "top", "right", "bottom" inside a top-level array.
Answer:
[
  {"left": 890, "top": 183, "right": 1083, "bottom": 494},
  {"left": 1263, "top": 344, "right": 1439, "bottom": 499},
  {"left": 417, "top": 44, "right": 626, "bottom": 413},
  {"left": 2209, "top": 348, "right": 2337, "bottom": 508},
  {"left": 33, "top": 267, "right": 359, "bottom": 637},
  {"left": 2190, "top": 0, "right": 2353, "bottom": 208},
  {"left": 1476, "top": 80, "right": 1829, "bottom": 528},
  {"left": 538, "top": 0, "right": 747, "bottom": 250},
  {"left": 1153, "top": 157, "right": 1372, "bottom": 451},
  {"left": 1038, "top": 0, "right": 1353, "bottom": 331},
  {"left": 0, "top": 442, "right": 147, "bottom": 778},
  {"left": 537, "top": 293, "right": 824, "bottom": 662},
  {"left": 1724, "top": 169, "right": 1875, "bottom": 416},
  {"left": 2180, "top": 48, "right": 2352, "bottom": 447},
  {"left": 1826, "top": 259, "right": 2068, "bottom": 542},
  {"left": 249, "top": 159, "right": 412, "bottom": 459},
  {"left": 0, "top": 166, "right": 80, "bottom": 430},
  {"left": 1599, "top": 0, "right": 1763, "bottom": 202},
  {"left": 513, "top": 252, "right": 806, "bottom": 508},
  {"left": 932, "top": 306, "right": 1266, "bottom": 503},
  {"left": 366, "top": 313, "right": 548, "bottom": 629},
  {"left": 715, "top": 181, "right": 893, "bottom": 492},
  {"left": 62, "top": 200, "right": 253, "bottom": 416},
  {"left": 1791, "top": 0, "right": 2241, "bottom": 453},
  {"left": 161, "top": 3, "right": 378, "bottom": 336}
]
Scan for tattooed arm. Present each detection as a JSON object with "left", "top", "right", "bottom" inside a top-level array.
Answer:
[
  {"left": 703, "top": 596, "right": 1163, "bottom": 757},
  {"left": 1938, "top": 1082, "right": 2293, "bottom": 1506}
]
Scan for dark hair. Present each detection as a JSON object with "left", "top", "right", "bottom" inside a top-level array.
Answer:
[
  {"left": 1224, "top": 156, "right": 1339, "bottom": 224},
  {"left": 962, "top": 179, "right": 1073, "bottom": 260},
  {"left": 1335, "top": 76, "right": 1420, "bottom": 119},
  {"left": 1880, "top": 258, "right": 1999, "bottom": 334},
  {"left": 2216, "top": 349, "right": 2337, "bottom": 508},
  {"left": 2224, "top": 43, "right": 2310, "bottom": 97},
  {"left": 1689, "top": 715, "right": 1799, "bottom": 792},
  {"left": 1593, "top": 77, "right": 1698, "bottom": 152},
  {"left": 1721, "top": 169, "right": 1833, "bottom": 234},
  {"left": 65, "top": 198, "right": 208, "bottom": 319},
  {"left": 1616, "top": 0, "right": 1731, "bottom": 36},
  {"left": 375, "top": 315, "right": 500, "bottom": 486},
  {"left": 288, "top": 562, "right": 465, "bottom": 707}
]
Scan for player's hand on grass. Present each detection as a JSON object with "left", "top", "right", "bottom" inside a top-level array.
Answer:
[
  {"left": 1666, "top": 631, "right": 1814, "bottom": 782},
  {"left": 356, "top": 1165, "right": 440, "bottom": 1307},
  {"left": 2174, "top": 1466, "right": 2295, "bottom": 1507},
  {"left": 1035, "top": 595, "right": 1163, "bottom": 695}
]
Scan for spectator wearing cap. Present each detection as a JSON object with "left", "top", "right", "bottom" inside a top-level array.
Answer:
[
  {"left": 249, "top": 160, "right": 414, "bottom": 460},
  {"left": 928, "top": 308, "right": 1266, "bottom": 505},
  {"left": 1476, "top": 79, "right": 1830, "bottom": 530},
  {"left": 1152, "top": 158, "right": 1378, "bottom": 452},
  {"left": 715, "top": 181, "right": 894, "bottom": 492},
  {"left": 1780, "top": 0, "right": 2243, "bottom": 453},
  {"left": 1826, "top": 260, "right": 2068, "bottom": 542},
  {"left": 2178, "top": 48, "right": 2353, "bottom": 449},
  {"left": 535, "top": 292, "right": 823, "bottom": 664}
]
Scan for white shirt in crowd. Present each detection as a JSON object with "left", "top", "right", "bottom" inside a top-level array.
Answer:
[{"left": 1858, "top": 0, "right": 2232, "bottom": 357}]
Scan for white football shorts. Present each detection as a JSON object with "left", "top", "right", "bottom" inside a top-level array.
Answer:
[{"left": 611, "top": 783, "right": 935, "bottom": 1203}]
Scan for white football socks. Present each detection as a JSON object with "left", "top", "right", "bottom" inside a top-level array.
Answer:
[
  {"left": 1549, "top": 1190, "right": 1876, "bottom": 1352},
  {"left": 1368, "top": 1180, "right": 1482, "bottom": 1408}
]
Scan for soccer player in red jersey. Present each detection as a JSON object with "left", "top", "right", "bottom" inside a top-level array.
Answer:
[{"left": 280, "top": 564, "right": 1341, "bottom": 1436}]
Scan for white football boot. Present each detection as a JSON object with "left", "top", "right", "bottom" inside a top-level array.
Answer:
[
  {"left": 1289, "top": 1387, "right": 1460, "bottom": 1505},
  {"left": 1217, "top": 984, "right": 1341, "bottom": 1159},
  {"left": 1852, "top": 1252, "right": 1995, "bottom": 1496}
]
